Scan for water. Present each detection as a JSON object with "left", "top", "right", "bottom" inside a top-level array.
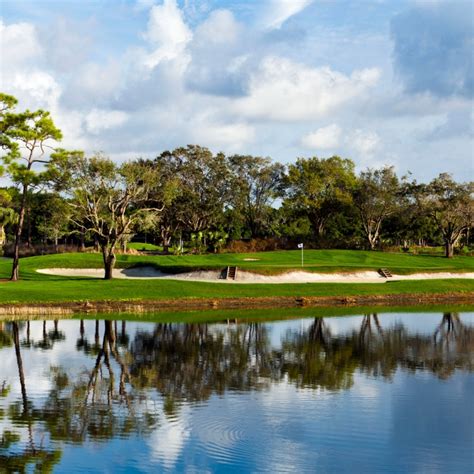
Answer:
[{"left": 0, "top": 310, "right": 473, "bottom": 473}]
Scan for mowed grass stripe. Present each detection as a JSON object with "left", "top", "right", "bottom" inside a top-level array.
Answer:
[{"left": 0, "top": 249, "right": 472, "bottom": 279}]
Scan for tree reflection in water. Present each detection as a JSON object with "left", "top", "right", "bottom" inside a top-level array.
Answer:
[{"left": 0, "top": 313, "right": 472, "bottom": 471}]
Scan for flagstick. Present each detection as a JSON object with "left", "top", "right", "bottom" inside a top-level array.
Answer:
[{"left": 301, "top": 245, "right": 304, "bottom": 268}]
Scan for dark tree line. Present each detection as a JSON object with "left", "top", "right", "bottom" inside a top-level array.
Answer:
[{"left": 1, "top": 93, "right": 473, "bottom": 280}]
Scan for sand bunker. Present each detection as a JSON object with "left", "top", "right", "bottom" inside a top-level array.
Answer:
[{"left": 37, "top": 267, "right": 474, "bottom": 284}]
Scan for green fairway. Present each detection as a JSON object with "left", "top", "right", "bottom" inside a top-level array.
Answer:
[
  {"left": 0, "top": 275, "right": 472, "bottom": 304},
  {"left": 0, "top": 250, "right": 472, "bottom": 305},
  {"left": 127, "top": 242, "right": 161, "bottom": 251},
  {"left": 1, "top": 249, "right": 472, "bottom": 279}
]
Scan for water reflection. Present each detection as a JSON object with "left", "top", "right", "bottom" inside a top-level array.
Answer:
[{"left": 0, "top": 312, "right": 472, "bottom": 472}]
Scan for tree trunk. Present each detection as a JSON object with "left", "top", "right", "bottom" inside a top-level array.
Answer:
[
  {"left": 26, "top": 206, "right": 32, "bottom": 248},
  {"left": 161, "top": 228, "right": 172, "bottom": 254},
  {"left": 445, "top": 240, "right": 454, "bottom": 258},
  {"left": 10, "top": 184, "right": 28, "bottom": 281},
  {"left": 79, "top": 228, "right": 86, "bottom": 251},
  {"left": 102, "top": 246, "right": 116, "bottom": 279},
  {"left": 368, "top": 236, "right": 376, "bottom": 250}
]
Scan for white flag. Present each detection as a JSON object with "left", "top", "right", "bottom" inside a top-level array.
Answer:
[{"left": 297, "top": 243, "right": 304, "bottom": 249}]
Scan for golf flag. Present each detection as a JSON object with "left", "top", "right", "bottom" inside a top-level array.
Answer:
[{"left": 297, "top": 243, "right": 303, "bottom": 249}]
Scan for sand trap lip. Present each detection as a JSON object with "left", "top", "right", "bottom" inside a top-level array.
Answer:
[{"left": 36, "top": 267, "right": 474, "bottom": 284}]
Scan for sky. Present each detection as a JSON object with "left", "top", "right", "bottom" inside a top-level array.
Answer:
[{"left": 0, "top": 0, "right": 473, "bottom": 181}]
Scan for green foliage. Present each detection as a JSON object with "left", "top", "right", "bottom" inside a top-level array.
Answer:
[
  {"left": 229, "top": 154, "right": 285, "bottom": 238},
  {"left": 285, "top": 156, "right": 356, "bottom": 238},
  {"left": 419, "top": 173, "right": 474, "bottom": 257},
  {"left": 353, "top": 166, "right": 400, "bottom": 250},
  {"left": 156, "top": 145, "right": 231, "bottom": 233},
  {"left": 48, "top": 152, "right": 168, "bottom": 277}
]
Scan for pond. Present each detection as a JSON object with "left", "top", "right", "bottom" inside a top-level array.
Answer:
[{"left": 0, "top": 310, "right": 473, "bottom": 473}]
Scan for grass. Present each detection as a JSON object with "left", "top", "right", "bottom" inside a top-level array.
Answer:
[
  {"left": 0, "top": 250, "right": 472, "bottom": 305},
  {"left": 127, "top": 242, "right": 161, "bottom": 251},
  {"left": 3, "top": 249, "right": 473, "bottom": 276}
]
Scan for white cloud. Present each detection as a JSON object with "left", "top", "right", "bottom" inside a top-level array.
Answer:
[
  {"left": 62, "top": 60, "right": 124, "bottom": 109},
  {"left": 349, "top": 129, "right": 380, "bottom": 155},
  {"left": 1, "top": 1, "right": 470, "bottom": 182},
  {"left": 0, "top": 20, "right": 42, "bottom": 68},
  {"left": 0, "top": 20, "right": 58, "bottom": 111},
  {"left": 262, "top": 0, "right": 313, "bottom": 30},
  {"left": 85, "top": 109, "right": 129, "bottom": 134},
  {"left": 190, "top": 114, "right": 255, "bottom": 151},
  {"left": 195, "top": 9, "right": 240, "bottom": 45},
  {"left": 143, "top": 0, "right": 192, "bottom": 69},
  {"left": 235, "top": 57, "right": 380, "bottom": 121},
  {"left": 10, "top": 71, "right": 61, "bottom": 112},
  {"left": 300, "top": 124, "right": 342, "bottom": 149}
]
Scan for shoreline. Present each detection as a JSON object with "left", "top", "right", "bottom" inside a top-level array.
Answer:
[{"left": 1, "top": 291, "right": 472, "bottom": 317}]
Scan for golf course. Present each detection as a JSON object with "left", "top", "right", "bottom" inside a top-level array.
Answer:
[{"left": 0, "top": 249, "right": 472, "bottom": 311}]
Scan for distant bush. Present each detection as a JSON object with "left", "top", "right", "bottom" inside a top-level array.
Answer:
[{"left": 225, "top": 238, "right": 285, "bottom": 253}]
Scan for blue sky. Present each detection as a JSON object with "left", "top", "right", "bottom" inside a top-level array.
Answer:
[{"left": 1, "top": 0, "right": 472, "bottom": 180}]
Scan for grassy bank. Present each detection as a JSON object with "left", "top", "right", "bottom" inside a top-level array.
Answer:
[
  {"left": 1, "top": 278, "right": 473, "bottom": 304},
  {"left": 0, "top": 251, "right": 472, "bottom": 306}
]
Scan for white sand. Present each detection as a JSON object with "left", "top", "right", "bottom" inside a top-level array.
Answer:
[{"left": 36, "top": 267, "right": 474, "bottom": 284}]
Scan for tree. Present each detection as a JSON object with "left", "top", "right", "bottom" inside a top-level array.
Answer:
[
  {"left": 353, "top": 166, "right": 400, "bottom": 250},
  {"left": 50, "top": 152, "right": 166, "bottom": 279},
  {"left": 34, "top": 193, "right": 71, "bottom": 252},
  {"left": 0, "top": 189, "right": 16, "bottom": 253},
  {"left": 0, "top": 95, "right": 62, "bottom": 280},
  {"left": 0, "top": 93, "right": 22, "bottom": 157},
  {"left": 285, "top": 156, "right": 356, "bottom": 239},
  {"left": 419, "top": 174, "right": 473, "bottom": 258},
  {"left": 228, "top": 155, "right": 285, "bottom": 238},
  {"left": 156, "top": 146, "right": 231, "bottom": 234},
  {"left": 137, "top": 158, "right": 181, "bottom": 253}
]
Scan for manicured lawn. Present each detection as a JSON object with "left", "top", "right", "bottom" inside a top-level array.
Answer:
[
  {"left": 0, "top": 250, "right": 472, "bottom": 305},
  {"left": 0, "top": 278, "right": 473, "bottom": 304},
  {"left": 127, "top": 242, "right": 161, "bottom": 251},
  {"left": 1, "top": 249, "right": 472, "bottom": 279}
]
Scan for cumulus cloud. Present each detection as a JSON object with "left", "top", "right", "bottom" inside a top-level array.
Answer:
[
  {"left": 300, "top": 124, "right": 342, "bottom": 150},
  {"left": 300, "top": 125, "right": 381, "bottom": 162},
  {"left": 235, "top": 56, "right": 380, "bottom": 121},
  {"left": 10, "top": 71, "right": 62, "bottom": 112},
  {"left": 186, "top": 9, "right": 249, "bottom": 96},
  {"left": 0, "top": 20, "right": 42, "bottom": 68},
  {"left": 64, "top": 60, "right": 123, "bottom": 108},
  {"left": 143, "top": 0, "right": 192, "bottom": 69},
  {"left": 391, "top": 1, "right": 474, "bottom": 98},
  {"left": 261, "top": 0, "right": 313, "bottom": 30},
  {"left": 85, "top": 109, "right": 129, "bottom": 133},
  {"left": 40, "top": 17, "right": 95, "bottom": 73},
  {"left": 0, "top": 20, "right": 61, "bottom": 111},
  {"left": 2, "top": 0, "right": 471, "bottom": 181},
  {"left": 349, "top": 129, "right": 380, "bottom": 156},
  {"left": 189, "top": 115, "right": 255, "bottom": 151}
]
